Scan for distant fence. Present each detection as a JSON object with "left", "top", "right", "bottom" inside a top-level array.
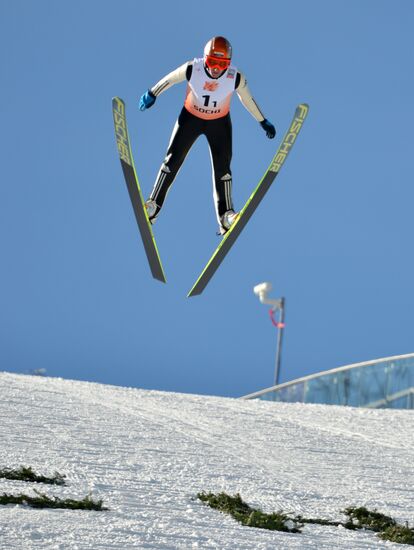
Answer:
[{"left": 241, "top": 353, "right": 414, "bottom": 409}]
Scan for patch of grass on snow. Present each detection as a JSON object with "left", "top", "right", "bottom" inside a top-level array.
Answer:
[
  {"left": 197, "top": 492, "right": 302, "bottom": 533},
  {"left": 0, "top": 466, "right": 66, "bottom": 485},
  {"left": 0, "top": 466, "right": 106, "bottom": 511},
  {"left": 343, "top": 506, "right": 396, "bottom": 532},
  {"left": 379, "top": 524, "right": 414, "bottom": 545},
  {"left": 198, "top": 493, "right": 414, "bottom": 546},
  {"left": 0, "top": 490, "right": 107, "bottom": 511}
]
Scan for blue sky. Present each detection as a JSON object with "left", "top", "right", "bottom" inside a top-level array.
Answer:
[{"left": 1, "top": 0, "right": 413, "bottom": 397}]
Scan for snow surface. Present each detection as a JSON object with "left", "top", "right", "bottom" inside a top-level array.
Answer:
[{"left": 0, "top": 372, "right": 413, "bottom": 549}]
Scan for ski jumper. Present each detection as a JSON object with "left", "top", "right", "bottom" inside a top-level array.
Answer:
[{"left": 148, "top": 58, "right": 266, "bottom": 224}]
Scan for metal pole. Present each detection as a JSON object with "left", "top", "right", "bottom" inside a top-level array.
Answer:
[
  {"left": 274, "top": 297, "right": 285, "bottom": 386},
  {"left": 253, "top": 283, "right": 286, "bottom": 388}
]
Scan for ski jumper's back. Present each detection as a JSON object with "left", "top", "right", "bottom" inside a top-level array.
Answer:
[{"left": 184, "top": 58, "right": 237, "bottom": 120}]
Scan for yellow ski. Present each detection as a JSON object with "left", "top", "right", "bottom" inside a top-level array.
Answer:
[
  {"left": 112, "top": 97, "right": 166, "bottom": 283},
  {"left": 188, "top": 104, "right": 309, "bottom": 297}
]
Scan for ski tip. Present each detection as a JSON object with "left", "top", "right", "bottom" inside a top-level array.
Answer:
[
  {"left": 112, "top": 96, "right": 125, "bottom": 107},
  {"left": 297, "top": 103, "right": 310, "bottom": 115}
]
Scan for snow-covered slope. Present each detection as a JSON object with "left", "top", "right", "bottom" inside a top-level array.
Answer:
[{"left": 0, "top": 372, "right": 413, "bottom": 549}]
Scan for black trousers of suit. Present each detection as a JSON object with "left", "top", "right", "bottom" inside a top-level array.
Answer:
[{"left": 149, "top": 107, "right": 234, "bottom": 222}]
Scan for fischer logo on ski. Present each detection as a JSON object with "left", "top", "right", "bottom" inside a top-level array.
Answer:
[
  {"left": 113, "top": 98, "right": 132, "bottom": 165},
  {"left": 269, "top": 104, "right": 308, "bottom": 173}
]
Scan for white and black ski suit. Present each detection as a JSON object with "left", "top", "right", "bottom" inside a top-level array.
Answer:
[{"left": 148, "top": 58, "right": 267, "bottom": 224}]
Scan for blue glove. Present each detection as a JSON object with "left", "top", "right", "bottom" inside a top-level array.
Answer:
[
  {"left": 139, "top": 90, "right": 156, "bottom": 111},
  {"left": 260, "top": 119, "right": 276, "bottom": 139}
]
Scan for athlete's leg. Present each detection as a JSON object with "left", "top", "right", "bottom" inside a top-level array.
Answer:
[
  {"left": 205, "top": 114, "right": 234, "bottom": 225},
  {"left": 148, "top": 108, "right": 201, "bottom": 221}
]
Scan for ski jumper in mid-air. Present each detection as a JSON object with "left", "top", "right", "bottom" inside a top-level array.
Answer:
[{"left": 139, "top": 36, "right": 276, "bottom": 235}]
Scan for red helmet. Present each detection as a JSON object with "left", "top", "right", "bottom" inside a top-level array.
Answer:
[{"left": 204, "top": 36, "right": 232, "bottom": 71}]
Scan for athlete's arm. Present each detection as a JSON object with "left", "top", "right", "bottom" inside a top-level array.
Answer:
[
  {"left": 235, "top": 72, "right": 266, "bottom": 122},
  {"left": 150, "top": 62, "right": 192, "bottom": 97},
  {"left": 139, "top": 62, "right": 192, "bottom": 111},
  {"left": 236, "top": 72, "right": 276, "bottom": 138}
]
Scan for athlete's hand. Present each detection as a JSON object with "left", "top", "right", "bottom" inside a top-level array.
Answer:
[
  {"left": 139, "top": 90, "right": 156, "bottom": 111},
  {"left": 260, "top": 119, "right": 276, "bottom": 139}
]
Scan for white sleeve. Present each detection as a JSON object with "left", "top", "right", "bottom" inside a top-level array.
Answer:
[
  {"left": 236, "top": 72, "right": 266, "bottom": 122},
  {"left": 150, "top": 62, "right": 190, "bottom": 97}
]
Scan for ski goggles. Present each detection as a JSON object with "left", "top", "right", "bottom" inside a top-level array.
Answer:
[{"left": 205, "top": 55, "right": 231, "bottom": 70}]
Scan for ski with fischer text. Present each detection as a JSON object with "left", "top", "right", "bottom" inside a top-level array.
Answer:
[
  {"left": 187, "top": 103, "right": 309, "bottom": 297},
  {"left": 112, "top": 97, "right": 166, "bottom": 283}
]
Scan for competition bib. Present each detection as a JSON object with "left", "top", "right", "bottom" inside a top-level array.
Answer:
[{"left": 184, "top": 58, "right": 237, "bottom": 120}]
